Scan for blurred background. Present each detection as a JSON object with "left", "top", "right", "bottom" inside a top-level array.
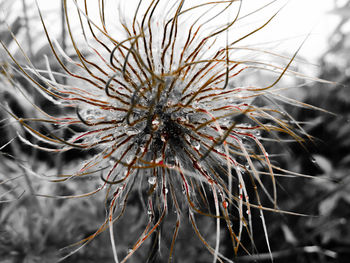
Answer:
[{"left": 1, "top": 0, "right": 350, "bottom": 262}]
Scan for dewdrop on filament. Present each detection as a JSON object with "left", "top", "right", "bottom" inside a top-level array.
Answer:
[{"left": 148, "top": 176, "right": 157, "bottom": 185}]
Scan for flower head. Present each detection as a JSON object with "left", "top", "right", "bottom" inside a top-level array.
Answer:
[{"left": 1, "top": 0, "right": 315, "bottom": 262}]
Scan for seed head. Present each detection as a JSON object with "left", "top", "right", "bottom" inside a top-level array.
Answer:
[{"left": 1, "top": 0, "right": 316, "bottom": 262}]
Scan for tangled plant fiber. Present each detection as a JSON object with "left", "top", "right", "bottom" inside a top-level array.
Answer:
[{"left": 0, "top": 0, "right": 331, "bottom": 262}]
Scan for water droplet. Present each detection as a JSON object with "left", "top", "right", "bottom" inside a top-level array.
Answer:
[
  {"left": 240, "top": 136, "right": 248, "bottom": 143},
  {"left": 192, "top": 140, "right": 200, "bottom": 150},
  {"left": 152, "top": 119, "right": 160, "bottom": 126},
  {"left": 86, "top": 115, "right": 97, "bottom": 121},
  {"left": 193, "top": 101, "right": 200, "bottom": 109},
  {"left": 144, "top": 134, "right": 151, "bottom": 141},
  {"left": 164, "top": 188, "right": 168, "bottom": 194},
  {"left": 167, "top": 155, "right": 175, "bottom": 163},
  {"left": 148, "top": 176, "right": 157, "bottom": 185},
  {"left": 167, "top": 163, "right": 175, "bottom": 169},
  {"left": 310, "top": 157, "right": 317, "bottom": 164},
  {"left": 222, "top": 119, "right": 230, "bottom": 127},
  {"left": 126, "top": 127, "right": 139, "bottom": 136},
  {"left": 177, "top": 116, "right": 186, "bottom": 123},
  {"left": 126, "top": 156, "right": 133, "bottom": 164},
  {"left": 167, "top": 99, "right": 174, "bottom": 106},
  {"left": 147, "top": 210, "right": 152, "bottom": 215}
]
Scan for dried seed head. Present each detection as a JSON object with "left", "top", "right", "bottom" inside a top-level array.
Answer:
[{"left": 0, "top": 0, "right": 321, "bottom": 262}]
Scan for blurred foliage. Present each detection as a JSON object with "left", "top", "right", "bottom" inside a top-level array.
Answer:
[
  {"left": 243, "top": 1, "right": 350, "bottom": 262},
  {"left": 1, "top": 0, "right": 350, "bottom": 263}
]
